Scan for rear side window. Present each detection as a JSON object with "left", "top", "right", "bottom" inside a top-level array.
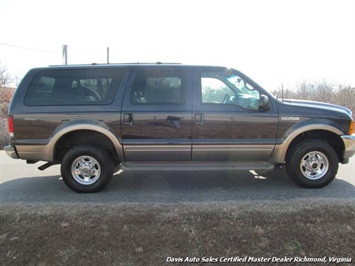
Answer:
[
  {"left": 130, "top": 70, "right": 185, "bottom": 105},
  {"left": 25, "top": 68, "right": 124, "bottom": 105}
]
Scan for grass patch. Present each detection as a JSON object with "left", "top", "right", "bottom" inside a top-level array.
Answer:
[{"left": 0, "top": 201, "right": 354, "bottom": 265}]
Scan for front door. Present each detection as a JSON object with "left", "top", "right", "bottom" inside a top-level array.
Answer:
[
  {"left": 192, "top": 67, "right": 279, "bottom": 161},
  {"left": 121, "top": 66, "right": 193, "bottom": 161}
]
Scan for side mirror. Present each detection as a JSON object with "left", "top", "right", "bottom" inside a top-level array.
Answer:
[{"left": 259, "top": 95, "right": 270, "bottom": 111}]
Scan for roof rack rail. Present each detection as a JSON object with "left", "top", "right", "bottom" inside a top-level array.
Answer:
[
  {"left": 155, "top": 62, "right": 181, "bottom": 64},
  {"left": 49, "top": 62, "right": 182, "bottom": 67}
]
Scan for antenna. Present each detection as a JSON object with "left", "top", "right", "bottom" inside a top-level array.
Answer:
[
  {"left": 107, "top": 47, "right": 110, "bottom": 64},
  {"left": 62, "top": 45, "right": 68, "bottom": 65},
  {"left": 281, "top": 82, "right": 284, "bottom": 102}
]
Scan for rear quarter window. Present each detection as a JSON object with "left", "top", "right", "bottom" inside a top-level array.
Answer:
[
  {"left": 130, "top": 70, "right": 185, "bottom": 105},
  {"left": 24, "top": 68, "right": 124, "bottom": 106}
]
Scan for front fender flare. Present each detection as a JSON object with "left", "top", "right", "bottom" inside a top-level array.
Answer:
[{"left": 270, "top": 123, "right": 343, "bottom": 164}]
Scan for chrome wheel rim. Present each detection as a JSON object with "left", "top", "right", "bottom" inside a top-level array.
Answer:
[
  {"left": 300, "top": 151, "right": 329, "bottom": 180},
  {"left": 71, "top": 156, "right": 101, "bottom": 185}
]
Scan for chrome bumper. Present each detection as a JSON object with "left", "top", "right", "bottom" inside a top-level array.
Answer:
[
  {"left": 341, "top": 134, "right": 355, "bottom": 162},
  {"left": 4, "top": 145, "right": 19, "bottom": 159}
]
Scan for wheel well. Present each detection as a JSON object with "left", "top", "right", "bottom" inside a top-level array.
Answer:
[
  {"left": 286, "top": 130, "right": 345, "bottom": 163},
  {"left": 54, "top": 130, "right": 119, "bottom": 163}
]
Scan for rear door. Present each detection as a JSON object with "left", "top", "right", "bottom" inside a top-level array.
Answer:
[
  {"left": 121, "top": 66, "right": 193, "bottom": 161},
  {"left": 192, "top": 67, "right": 279, "bottom": 161}
]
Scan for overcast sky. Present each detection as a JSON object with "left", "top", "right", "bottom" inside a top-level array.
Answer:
[{"left": 1, "top": 0, "right": 354, "bottom": 90}]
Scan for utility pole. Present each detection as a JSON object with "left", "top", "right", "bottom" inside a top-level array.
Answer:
[{"left": 62, "top": 45, "right": 68, "bottom": 65}]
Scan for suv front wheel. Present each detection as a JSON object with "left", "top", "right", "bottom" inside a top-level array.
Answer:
[
  {"left": 61, "top": 145, "right": 114, "bottom": 193},
  {"left": 286, "top": 139, "right": 339, "bottom": 188}
]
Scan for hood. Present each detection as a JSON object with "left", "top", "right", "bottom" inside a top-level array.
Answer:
[{"left": 282, "top": 99, "right": 352, "bottom": 117}]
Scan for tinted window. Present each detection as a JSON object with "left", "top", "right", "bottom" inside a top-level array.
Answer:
[
  {"left": 130, "top": 70, "right": 185, "bottom": 104},
  {"left": 25, "top": 68, "right": 124, "bottom": 105}
]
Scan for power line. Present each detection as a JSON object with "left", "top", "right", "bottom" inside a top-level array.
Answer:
[{"left": 0, "top": 42, "right": 58, "bottom": 54}]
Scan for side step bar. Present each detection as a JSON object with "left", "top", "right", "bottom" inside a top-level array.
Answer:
[
  {"left": 38, "top": 162, "right": 54, "bottom": 171},
  {"left": 121, "top": 161, "right": 275, "bottom": 171}
]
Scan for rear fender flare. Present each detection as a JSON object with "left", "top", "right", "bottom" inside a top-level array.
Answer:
[{"left": 46, "top": 121, "right": 123, "bottom": 162}]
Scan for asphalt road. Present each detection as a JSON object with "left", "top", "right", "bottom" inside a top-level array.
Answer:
[{"left": 0, "top": 151, "right": 354, "bottom": 204}]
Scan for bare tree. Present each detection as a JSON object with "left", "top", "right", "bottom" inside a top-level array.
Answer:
[
  {"left": 312, "top": 80, "right": 334, "bottom": 103},
  {"left": 335, "top": 85, "right": 355, "bottom": 113},
  {"left": 271, "top": 81, "right": 355, "bottom": 119},
  {"left": 0, "top": 64, "right": 14, "bottom": 86},
  {"left": 295, "top": 81, "right": 315, "bottom": 100},
  {"left": 0, "top": 63, "right": 15, "bottom": 149}
]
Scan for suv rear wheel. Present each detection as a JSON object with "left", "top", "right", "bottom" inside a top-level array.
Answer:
[
  {"left": 61, "top": 145, "right": 114, "bottom": 193},
  {"left": 286, "top": 139, "right": 339, "bottom": 188}
]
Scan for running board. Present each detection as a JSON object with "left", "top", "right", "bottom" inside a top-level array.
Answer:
[{"left": 121, "top": 161, "right": 275, "bottom": 171}]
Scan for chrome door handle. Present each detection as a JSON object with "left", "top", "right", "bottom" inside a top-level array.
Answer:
[
  {"left": 195, "top": 113, "right": 204, "bottom": 125},
  {"left": 124, "top": 113, "right": 134, "bottom": 125}
]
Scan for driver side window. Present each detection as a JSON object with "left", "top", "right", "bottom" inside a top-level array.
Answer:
[
  {"left": 200, "top": 72, "right": 260, "bottom": 110},
  {"left": 201, "top": 78, "right": 233, "bottom": 104}
]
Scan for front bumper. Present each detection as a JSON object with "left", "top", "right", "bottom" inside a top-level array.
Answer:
[
  {"left": 341, "top": 134, "right": 355, "bottom": 163},
  {"left": 4, "top": 145, "right": 19, "bottom": 159}
]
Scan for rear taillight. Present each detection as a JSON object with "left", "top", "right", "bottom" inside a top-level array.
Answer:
[{"left": 8, "top": 116, "right": 14, "bottom": 137}]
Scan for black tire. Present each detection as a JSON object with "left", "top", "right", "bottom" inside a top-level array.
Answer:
[
  {"left": 286, "top": 139, "right": 338, "bottom": 188},
  {"left": 61, "top": 145, "right": 114, "bottom": 193}
]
